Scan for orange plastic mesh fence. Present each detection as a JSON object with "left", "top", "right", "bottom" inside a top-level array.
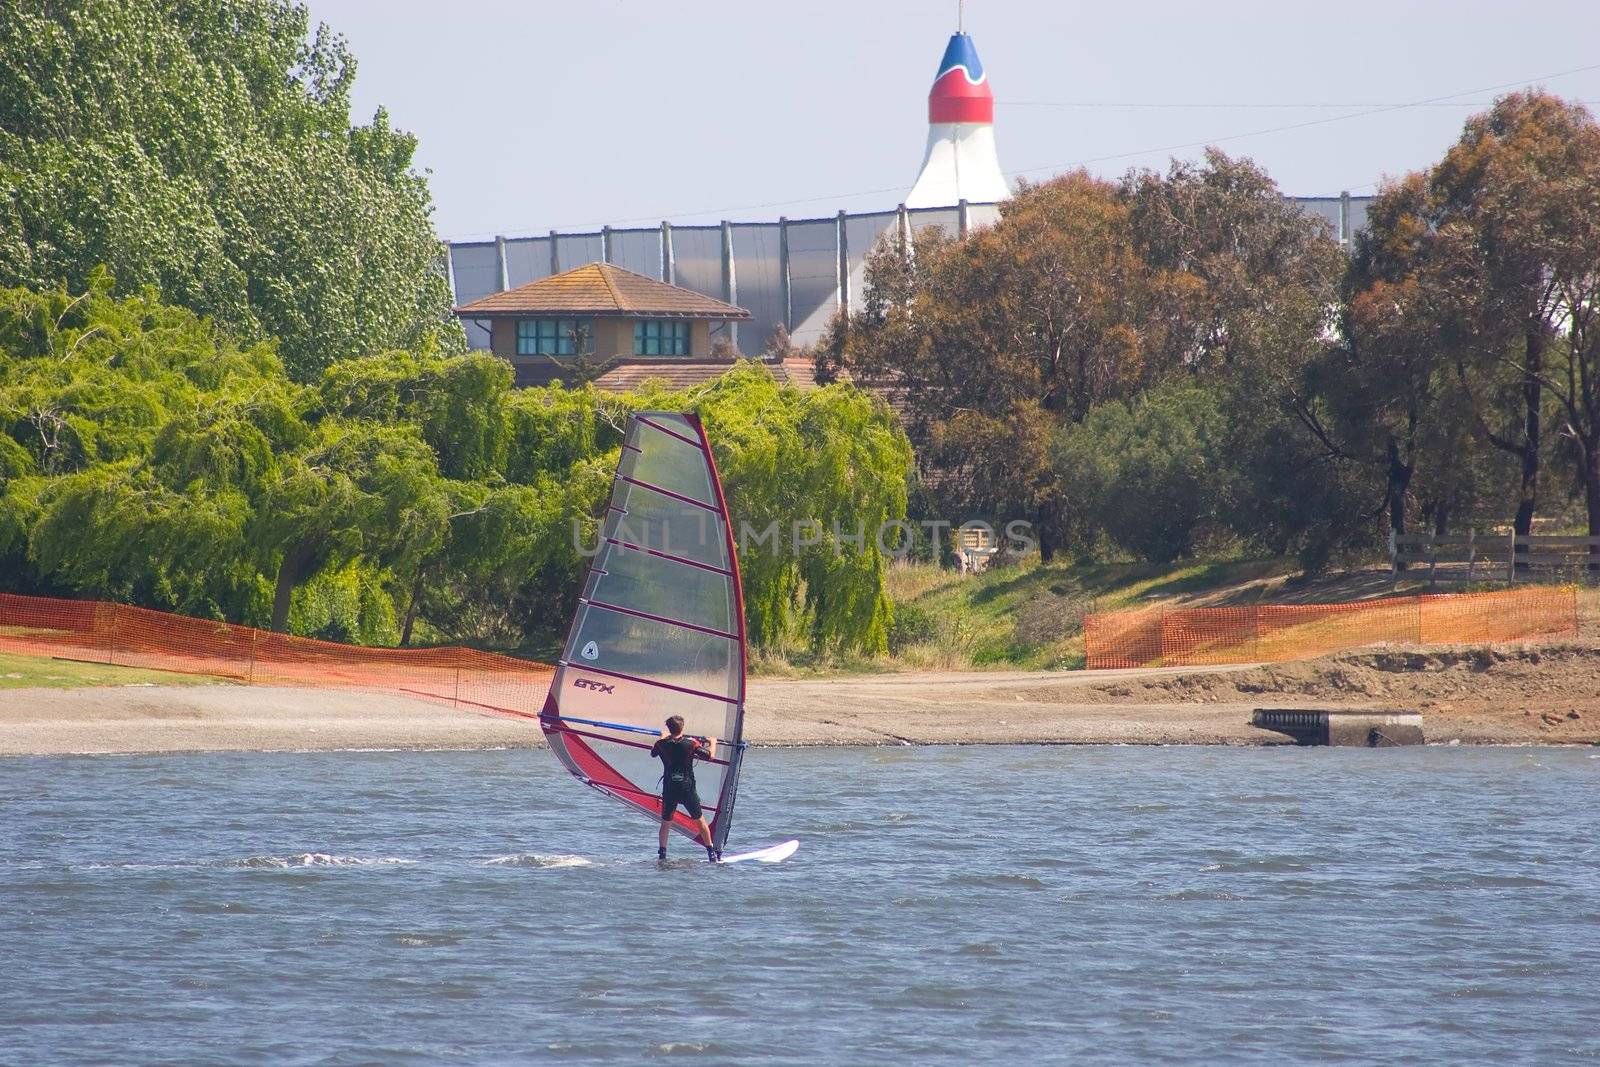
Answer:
[
  {"left": 0, "top": 593, "right": 554, "bottom": 717},
  {"left": 1083, "top": 586, "right": 1579, "bottom": 670}
]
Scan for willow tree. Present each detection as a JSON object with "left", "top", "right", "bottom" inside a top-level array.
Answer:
[
  {"left": 620, "top": 365, "right": 913, "bottom": 656},
  {"left": 250, "top": 421, "right": 452, "bottom": 633},
  {"left": 0, "top": 276, "right": 293, "bottom": 608}
]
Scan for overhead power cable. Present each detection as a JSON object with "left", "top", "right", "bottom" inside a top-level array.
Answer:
[
  {"left": 1006, "top": 60, "right": 1600, "bottom": 179},
  {"left": 1000, "top": 99, "right": 1600, "bottom": 109},
  {"left": 443, "top": 61, "right": 1600, "bottom": 242}
]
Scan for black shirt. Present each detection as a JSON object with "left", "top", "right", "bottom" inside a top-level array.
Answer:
[{"left": 651, "top": 735, "right": 708, "bottom": 790}]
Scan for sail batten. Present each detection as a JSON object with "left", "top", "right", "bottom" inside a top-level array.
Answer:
[
  {"left": 634, "top": 414, "right": 704, "bottom": 448},
  {"left": 601, "top": 538, "right": 733, "bottom": 576},
  {"left": 541, "top": 411, "right": 748, "bottom": 850},
  {"left": 579, "top": 598, "right": 741, "bottom": 641},
  {"left": 617, "top": 475, "right": 722, "bottom": 513},
  {"left": 554, "top": 660, "right": 741, "bottom": 705}
]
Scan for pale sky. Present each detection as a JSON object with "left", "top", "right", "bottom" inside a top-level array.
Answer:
[{"left": 304, "top": 1, "right": 1600, "bottom": 241}]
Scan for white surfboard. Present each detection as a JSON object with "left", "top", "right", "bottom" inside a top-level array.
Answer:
[{"left": 717, "top": 839, "right": 799, "bottom": 865}]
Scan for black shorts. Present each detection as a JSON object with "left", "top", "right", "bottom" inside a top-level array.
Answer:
[{"left": 660, "top": 784, "right": 702, "bottom": 821}]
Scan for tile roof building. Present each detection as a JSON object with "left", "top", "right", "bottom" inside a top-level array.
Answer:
[{"left": 454, "top": 262, "right": 793, "bottom": 392}]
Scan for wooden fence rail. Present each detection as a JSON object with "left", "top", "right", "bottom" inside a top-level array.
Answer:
[{"left": 1390, "top": 531, "right": 1600, "bottom": 588}]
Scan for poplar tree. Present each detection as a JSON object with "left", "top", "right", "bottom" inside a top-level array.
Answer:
[{"left": 0, "top": 0, "right": 459, "bottom": 380}]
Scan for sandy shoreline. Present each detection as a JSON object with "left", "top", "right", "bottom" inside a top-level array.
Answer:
[{"left": 4, "top": 647, "right": 1596, "bottom": 755}]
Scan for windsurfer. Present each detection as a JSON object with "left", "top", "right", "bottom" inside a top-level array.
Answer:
[{"left": 652, "top": 715, "right": 719, "bottom": 861}]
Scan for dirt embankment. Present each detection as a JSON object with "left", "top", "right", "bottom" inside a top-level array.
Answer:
[{"left": 1047, "top": 642, "right": 1600, "bottom": 744}]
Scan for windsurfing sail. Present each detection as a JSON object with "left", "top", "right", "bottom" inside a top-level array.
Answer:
[{"left": 540, "top": 412, "right": 748, "bottom": 850}]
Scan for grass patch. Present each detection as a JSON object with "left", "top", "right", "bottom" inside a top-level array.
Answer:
[
  {"left": 0, "top": 650, "right": 227, "bottom": 690},
  {"left": 881, "top": 556, "right": 1306, "bottom": 672},
  {"left": 741, "top": 555, "right": 1312, "bottom": 675}
]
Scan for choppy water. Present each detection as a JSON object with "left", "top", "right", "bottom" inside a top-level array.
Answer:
[{"left": 2, "top": 746, "right": 1598, "bottom": 1065}]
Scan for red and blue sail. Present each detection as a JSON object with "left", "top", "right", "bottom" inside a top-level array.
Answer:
[
  {"left": 539, "top": 412, "right": 748, "bottom": 850},
  {"left": 928, "top": 32, "right": 993, "bottom": 124}
]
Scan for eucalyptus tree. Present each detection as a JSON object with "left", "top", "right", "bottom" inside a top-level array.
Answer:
[
  {"left": 834, "top": 172, "right": 1154, "bottom": 560},
  {"left": 1425, "top": 92, "right": 1595, "bottom": 537},
  {"left": 1340, "top": 92, "right": 1600, "bottom": 542},
  {"left": 835, "top": 159, "right": 1347, "bottom": 563}
]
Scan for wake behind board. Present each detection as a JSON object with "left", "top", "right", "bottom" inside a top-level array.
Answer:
[{"left": 717, "top": 839, "right": 799, "bottom": 865}]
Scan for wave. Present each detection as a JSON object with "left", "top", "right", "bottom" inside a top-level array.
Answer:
[
  {"left": 1157, "top": 889, "right": 1247, "bottom": 901},
  {"left": 946, "top": 872, "right": 1047, "bottom": 890},
  {"left": 484, "top": 853, "right": 593, "bottom": 868},
  {"left": 229, "top": 853, "right": 417, "bottom": 869},
  {"left": 79, "top": 861, "right": 200, "bottom": 871},
  {"left": 75, "top": 853, "right": 417, "bottom": 871}
]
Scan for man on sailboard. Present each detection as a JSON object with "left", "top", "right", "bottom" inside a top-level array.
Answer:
[{"left": 652, "top": 715, "right": 719, "bottom": 862}]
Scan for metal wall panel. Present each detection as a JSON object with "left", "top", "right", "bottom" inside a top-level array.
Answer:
[
  {"left": 504, "top": 236, "right": 554, "bottom": 287},
  {"left": 908, "top": 206, "right": 960, "bottom": 236},
  {"left": 450, "top": 242, "right": 499, "bottom": 349},
  {"left": 965, "top": 203, "right": 1002, "bottom": 230},
  {"left": 1294, "top": 198, "right": 1343, "bottom": 241},
  {"left": 609, "top": 229, "right": 661, "bottom": 279},
  {"left": 731, "top": 223, "right": 783, "bottom": 355},
  {"left": 554, "top": 232, "right": 604, "bottom": 273},
  {"left": 786, "top": 217, "right": 841, "bottom": 347},
  {"left": 670, "top": 226, "right": 723, "bottom": 301},
  {"left": 1344, "top": 198, "right": 1370, "bottom": 243},
  {"left": 843, "top": 211, "right": 899, "bottom": 319}
]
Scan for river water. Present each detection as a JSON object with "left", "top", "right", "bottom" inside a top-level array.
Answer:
[{"left": 2, "top": 745, "right": 1597, "bottom": 1065}]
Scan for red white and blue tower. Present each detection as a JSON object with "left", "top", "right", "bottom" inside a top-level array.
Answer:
[{"left": 905, "top": 30, "right": 1009, "bottom": 208}]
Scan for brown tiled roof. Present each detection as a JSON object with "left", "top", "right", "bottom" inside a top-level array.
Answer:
[
  {"left": 771, "top": 357, "right": 823, "bottom": 390},
  {"left": 455, "top": 262, "right": 749, "bottom": 319},
  {"left": 591, "top": 360, "right": 745, "bottom": 394},
  {"left": 507, "top": 356, "right": 818, "bottom": 394}
]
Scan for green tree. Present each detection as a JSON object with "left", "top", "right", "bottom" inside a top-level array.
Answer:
[
  {"left": 832, "top": 173, "right": 1155, "bottom": 559},
  {"left": 691, "top": 366, "right": 912, "bottom": 654},
  {"left": 1334, "top": 174, "right": 1516, "bottom": 544},
  {"left": 2, "top": 281, "right": 914, "bottom": 656},
  {"left": 1425, "top": 92, "right": 1590, "bottom": 537},
  {"left": 1055, "top": 383, "right": 1229, "bottom": 563},
  {"left": 251, "top": 421, "right": 451, "bottom": 633},
  {"left": 0, "top": 0, "right": 459, "bottom": 380},
  {"left": 1121, "top": 151, "right": 1353, "bottom": 562},
  {"left": 0, "top": 276, "right": 293, "bottom": 609},
  {"left": 833, "top": 158, "right": 1347, "bottom": 564},
  {"left": 321, "top": 351, "right": 513, "bottom": 481},
  {"left": 1338, "top": 92, "right": 1600, "bottom": 548}
]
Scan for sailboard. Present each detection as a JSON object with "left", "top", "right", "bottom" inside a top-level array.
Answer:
[
  {"left": 716, "top": 839, "right": 800, "bottom": 865},
  {"left": 540, "top": 411, "right": 783, "bottom": 859}
]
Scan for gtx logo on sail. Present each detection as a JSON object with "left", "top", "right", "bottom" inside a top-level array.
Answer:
[{"left": 573, "top": 677, "right": 615, "bottom": 695}]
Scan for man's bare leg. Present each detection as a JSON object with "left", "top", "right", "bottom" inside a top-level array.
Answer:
[
  {"left": 658, "top": 819, "right": 671, "bottom": 858},
  {"left": 696, "top": 816, "right": 719, "bottom": 861}
]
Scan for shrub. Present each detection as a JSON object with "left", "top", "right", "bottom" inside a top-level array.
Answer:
[
  {"left": 1055, "top": 382, "right": 1229, "bottom": 563},
  {"left": 887, "top": 602, "right": 939, "bottom": 653}
]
